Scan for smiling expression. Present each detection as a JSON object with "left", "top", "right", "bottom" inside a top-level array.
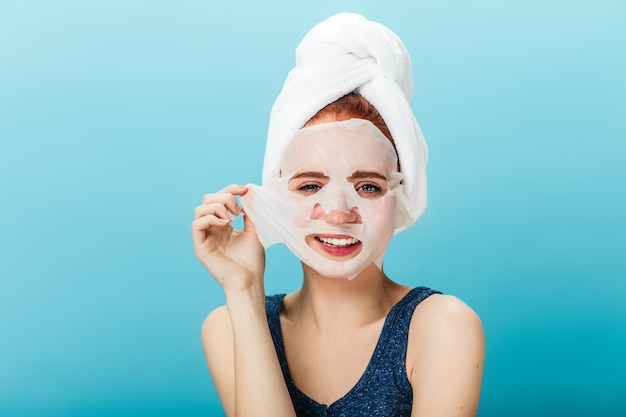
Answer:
[{"left": 274, "top": 118, "right": 403, "bottom": 278}]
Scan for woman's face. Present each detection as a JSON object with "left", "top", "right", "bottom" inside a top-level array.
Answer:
[{"left": 275, "top": 118, "right": 403, "bottom": 278}]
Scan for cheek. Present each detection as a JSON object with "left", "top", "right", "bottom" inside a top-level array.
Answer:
[
  {"left": 287, "top": 194, "right": 318, "bottom": 228},
  {"left": 360, "top": 197, "right": 397, "bottom": 230}
]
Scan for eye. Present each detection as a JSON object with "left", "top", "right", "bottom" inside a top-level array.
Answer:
[
  {"left": 356, "top": 182, "right": 384, "bottom": 197},
  {"left": 296, "top": 182, "right": 322, "bottom": 194}
]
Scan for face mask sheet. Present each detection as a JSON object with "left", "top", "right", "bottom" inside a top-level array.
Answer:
[
  {"left": 241, "top": 119, "right": 413, "bottom": 280},
  {"left": 263, "top": 13, "right": 429, "bottom": 228}
]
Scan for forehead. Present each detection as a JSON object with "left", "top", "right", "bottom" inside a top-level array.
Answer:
[{"left": 280, "top": 119, "right": 398, "bottom": 176}]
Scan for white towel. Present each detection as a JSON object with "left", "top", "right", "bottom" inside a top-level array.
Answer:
[{"left": 261, "top": 12, "right": 428, "bottom": 225}]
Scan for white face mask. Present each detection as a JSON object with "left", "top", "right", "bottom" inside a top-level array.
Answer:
[{"left": 241, "top": 118, "right": 412, "bottom": 280}]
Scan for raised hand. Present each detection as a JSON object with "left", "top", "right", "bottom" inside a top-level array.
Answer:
[{"left": 192, "top": 184, "right": 265, "bottom": 293}]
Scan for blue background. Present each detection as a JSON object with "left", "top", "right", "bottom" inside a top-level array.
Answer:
[{"left": 1, "top": 1, "right": 624, "bottom": 416}]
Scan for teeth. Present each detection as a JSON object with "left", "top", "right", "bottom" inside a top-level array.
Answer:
[{"left": 318, "top": 237, "right": 359, "bottom": 247}]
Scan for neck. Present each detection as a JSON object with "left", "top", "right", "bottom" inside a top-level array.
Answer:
[{"left": 284, "top": 263, "right": 407, "bottom": 329}]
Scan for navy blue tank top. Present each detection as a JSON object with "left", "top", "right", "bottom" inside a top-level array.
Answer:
[{"left": 266, "top": 286, "right": 440, "bottom": 417}]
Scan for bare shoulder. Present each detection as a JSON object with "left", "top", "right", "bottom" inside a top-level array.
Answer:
[
  {"left": 408, "top": 293, "right": 485, "bottom": 363},
  {"left": 201, "top": 305, "right": 235, "bottom": 415},
  {"left": 201, "top": 305, "right": 232, "bottom": 341},
  {"left": 407, "top": 294, "right": 485, "bottom": 416},
  {"left": 201, "top": 305, "right": 234, "bottom": 367},
  {"left": 411, "top": 293, "right": 484, "bottom": 337}
]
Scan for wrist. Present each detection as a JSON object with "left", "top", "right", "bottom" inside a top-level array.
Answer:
[
  {"left": 225, "top": 282, "right": 266, "bottom": 316},
  {"left": 214, "top": 268, "right": 263, "bottom": 295}
]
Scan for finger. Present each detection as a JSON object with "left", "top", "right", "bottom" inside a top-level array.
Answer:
[
  {"left": 203, "top": 184, "right": 247, "bottom": 203},
  {"left": 195, "top": 203, "right": 232, "bottom": 221},
  {"left": 214, "top": 184, "right": 248, "bottom": 211},
  {"left": 191, "top": 223, "right": 207, "bottom": 249},
  {"left": 218, "top": 184, "right": 248, "bottom": 195},
  {"left": 192, "top": 212, "right": 232, "bottom": 231},
  {"left": 191, "top": 215, "right": 231, "bottom": 246},
  {"left": 202, "top": 193, "right": 243, "bottom": 216}
]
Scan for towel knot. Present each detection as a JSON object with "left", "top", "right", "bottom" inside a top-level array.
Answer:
[{"left": 295, "top": 13, "right": 413, "bottom": 101}]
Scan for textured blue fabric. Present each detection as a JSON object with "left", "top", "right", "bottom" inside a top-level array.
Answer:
[{"left": 266, "top": 286, "right": 440, "bottom": 417}]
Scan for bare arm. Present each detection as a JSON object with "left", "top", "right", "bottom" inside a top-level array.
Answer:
[
  {"left": 193, "top": 185, "right": 296, "bottom": 417},
  {"left": 408, "top": 294, "right": 486, "bottom": 417}
]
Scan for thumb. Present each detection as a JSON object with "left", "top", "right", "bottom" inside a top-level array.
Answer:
[{"left": 242, "top": 210, "right": 258, "bottom": 235}]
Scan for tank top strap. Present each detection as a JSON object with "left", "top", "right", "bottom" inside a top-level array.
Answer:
[
  {"left": 266, "top": 294, "right": 291, "bottom": 379},
  {"left": 374, "top": 286, "right": 441, "bottom": 391}
]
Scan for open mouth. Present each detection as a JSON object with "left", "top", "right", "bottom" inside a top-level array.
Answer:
[
  {"left": 316, "top": 236, "right": 360, "bottom": 248},
  {"left": 311, "top": 234, "right": 362, "bottom": 258}
]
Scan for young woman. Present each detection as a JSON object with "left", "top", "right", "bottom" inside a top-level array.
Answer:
[{"left": 192, "top": 13, "right": 485, "bottom": 417}]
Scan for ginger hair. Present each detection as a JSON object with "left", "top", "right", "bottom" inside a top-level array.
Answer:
[{"left": 304, "top": 91, "right": 399, "bottom": 169}]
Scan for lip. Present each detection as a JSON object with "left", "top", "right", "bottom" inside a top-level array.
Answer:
[{"left": 307, "top": 233, "right": 362, "bottom": 259}]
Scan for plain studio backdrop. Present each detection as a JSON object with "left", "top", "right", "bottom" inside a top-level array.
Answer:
[{"left": 1, "top": 1, "right": 624, "bottom": 416}]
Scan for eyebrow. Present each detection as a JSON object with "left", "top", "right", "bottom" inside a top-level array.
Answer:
[
  {"left": 289, "top": 170, "right": 387, "bottom": 181},
  {"left": 289, "top": 171, "right": 329, "bottom": 180},
  {"left": 349, "top": 171, "right": 388, "bottom": 181}
]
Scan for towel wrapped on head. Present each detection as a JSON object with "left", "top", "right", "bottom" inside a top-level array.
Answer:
[{"left": 262, "top": 12, "right": 428, "bottom": 226}]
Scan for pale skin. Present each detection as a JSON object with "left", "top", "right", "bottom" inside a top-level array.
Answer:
[{"left": 192, "top": 120, "right": 485, "bottom": 417}]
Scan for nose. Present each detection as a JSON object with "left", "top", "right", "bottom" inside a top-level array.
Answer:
[
  {"left": 310, "top": 181, "right": 362, "bottom": 225},
  {"left": 310, "top": 203, "right": 361, "bottom": 225}
]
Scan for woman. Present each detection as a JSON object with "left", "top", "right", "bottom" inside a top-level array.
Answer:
[{"left": 192, "top": 13, "right": 485, "bottom": 417}]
